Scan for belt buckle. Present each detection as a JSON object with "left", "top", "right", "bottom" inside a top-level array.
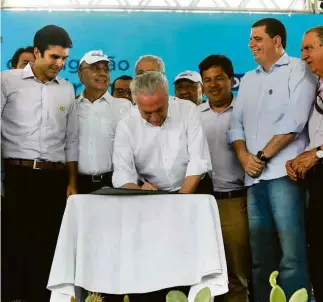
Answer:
[
  {"left": 92, "top": 174, "right": 102, "bottom": 183},
  {"left": 33, "top": 159, "right": 42, "bottom": 170}
]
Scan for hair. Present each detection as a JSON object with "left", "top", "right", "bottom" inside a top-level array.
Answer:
[
  {"left": 305, "top": 25, "right": 323, "bottom": 45},
  {"left": 198, "top": 55, "right": 234, "bottom": 79},
  {"left": 252, "top": 18, "right": 287, "bottom": 49},
  {"left": 33, "top": 25, "right": 72, "bottom": 55},
  {"left": 130, "top": 71, "right": 168, "bottom": 98},
  {"left": 111, "top": 75, "right": 133, "bottom": 95},
  {"left": 135, "top": 55, "right": 165, "bottom": 74},
  {"left": 10, "top": 46, "right": 34, "bottom": 68}
]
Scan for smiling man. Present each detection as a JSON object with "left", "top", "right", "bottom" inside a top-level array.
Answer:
[
  {"left": 77, "top": 50, "right": 131, "bottom": 194},
  {"left": 228, "top": 18, "right": 317, "bottom": 301},
  {"left": 1, "top": 25, "right": 78, "bottom": 301},
  {"left": 174, "top": 70, "right": 203, "bottom": 105},
  {"left": 286, "top": 26, "right": 323, "bottom": 302},
  {"left": 199, "top": 55, "right": 249, "bottom": 302}
]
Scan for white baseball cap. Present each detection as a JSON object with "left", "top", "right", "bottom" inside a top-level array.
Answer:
[
  {"left": 174, "top": 70, "right": 202, "bottom": 84},
  {"left": 80, "top": 50, "right": 110, "bottom": 65}
]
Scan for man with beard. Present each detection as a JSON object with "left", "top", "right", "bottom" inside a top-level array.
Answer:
[
  {"left": 286, "top": 25, "right": 323, "bottom": 302},
  {"left": 77, "top": 50, "right": 131, "bottom": 194},
  {"left": 1, "top": 25, "right": 78, "bottom": 301}
]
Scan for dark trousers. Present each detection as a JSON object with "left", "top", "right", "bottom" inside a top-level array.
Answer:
[
  {"left": 306, "top": 163, "right": 323, "bottom": 302},
  {"left": 193, "top": 173, "right": 214, "bottom": 195},
  {"left": 78, "top": 172, "right": 113, "bottom": 194},
  {"left": 1, "top": 164, "right": 68, "bottom": 302}
]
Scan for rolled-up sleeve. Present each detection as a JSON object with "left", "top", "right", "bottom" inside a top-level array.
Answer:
[
  {"left": 185, "top": 105, "right": 212, "bottom": 177},
  {"left": 65, "top": 87, "right": 79, "bottom": 162},
  {"left": 112, "top": 120, "right": 139, "bottom": 187},
  {"left": 274, "top": 62, "right": 317, "bottom": 135},
  {"left": 228, "top": 77, "right": 247, "bottom": 143}
]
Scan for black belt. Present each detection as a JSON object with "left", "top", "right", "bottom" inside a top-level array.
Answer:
[
  {"left": 79, "top": 172, "right": 112, "bottom": 183},
  {"left": 213, "top": 188, "right": 246, "bottom": 200}
]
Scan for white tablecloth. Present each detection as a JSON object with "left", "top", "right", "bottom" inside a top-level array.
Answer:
[{"left": 48, "top": 194, "right": 228, "bottom": 301}]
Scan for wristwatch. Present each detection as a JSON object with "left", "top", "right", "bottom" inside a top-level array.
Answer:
[
  {"left": 256, "top": 151, "right": 270, "bottom": 163},
  {"left": 316, "top": 146, "right": 323, "bottom": 160}
]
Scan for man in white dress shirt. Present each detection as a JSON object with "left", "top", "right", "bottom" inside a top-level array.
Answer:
[
  {"left": 112, "top": 71, "right": 212, "bottom": 194},
  {"left": 110, "top": 71, "right": 219, "bottom": 301},
  {"left": 76, "top": 50, "right": 132, "bottom": 194},
  {"left": 1, "top": 25, "right": 78, "bottom": 302}
]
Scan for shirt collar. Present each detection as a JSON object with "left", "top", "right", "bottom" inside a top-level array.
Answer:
[
  {"left": 78, "top": 90, "right": 111, "bottom": 103},
  {"left": 22, "top": 63, "right": 60, "bottom": 84},
  {"left": 256, "top": 52, "right": 290, "bottom": 73},
  {"left": 201, "top": 96, "right": 235, "bottom": 113}
]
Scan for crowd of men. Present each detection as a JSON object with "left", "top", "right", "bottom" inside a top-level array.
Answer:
[{"left": 1, "top": 17, "right": 322, "bottom": 302}]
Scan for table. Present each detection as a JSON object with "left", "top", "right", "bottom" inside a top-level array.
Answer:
[{"left": 47, "top": 194, "right": 228, "bottom": 301}]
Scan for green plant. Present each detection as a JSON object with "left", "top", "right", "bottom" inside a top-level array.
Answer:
[
  {"left": 166, "top": 287, "right": 211, "bottom": 302},
  {"left": 269, "top": 271, "right": 308, "bottom": 302}
]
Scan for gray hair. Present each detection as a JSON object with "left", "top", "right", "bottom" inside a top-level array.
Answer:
[
  {"left": 305, "top": 26, "right": 323, "bottom": 45},
  {"left": 134, "top": 55, "right": 165, "bottom": 74},
  {"left": 130, "top": 71, "right": 168, "bottom": 98}
]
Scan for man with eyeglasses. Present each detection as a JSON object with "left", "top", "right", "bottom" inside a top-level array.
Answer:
[
  {"left": 174, "top": 70, "right": 203, "bottom": 105},
  {"left": 111, "top": 75, "right": 133, "bottom": 103},
  {"left": 286, "top": 26, "right": 323, "bottom": 302},
  {"left": 76, "top": 50, "right": 132, "bottom": 194}
]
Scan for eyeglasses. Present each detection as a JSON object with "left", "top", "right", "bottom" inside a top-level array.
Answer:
[
  {"left": 80, "top": 64, "right": 109, "bottom": 73},
  {"left": 115, "top": 88, "right": 132, "bottom": 95}
]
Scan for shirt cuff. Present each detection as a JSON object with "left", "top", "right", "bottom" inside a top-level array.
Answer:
[
  {"left": 274, "top": 119, "right": 304, "bottom": 135},
  {"left": 228, "top": 129, "right": 246, "bottom": 144},
  {"left": 112, "top": 172, "right": 138, "bottom": 188},
  {"left": 65, "top": 147, "right": 79, "bottom": 162},
  {"left": 185, "top": 159, "right": 212, "bottom": 177}
]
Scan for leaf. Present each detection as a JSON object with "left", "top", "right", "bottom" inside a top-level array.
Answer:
[
  {"left": 123, "top": 295, "right": 130, "bottom": 302},
  {"left": 166, "top": 290, "right": 188, "bottom": 302},
  {"left": 270, "top": 285, "right": 287, "bottom": 302},
  {"left": 195, "top": 287, "right": 211, "bottom": 302},
  {"left": 269, "top": 271, "right": 279, "bottom": 287},
  {"left": 289, "top": 288, "right": 308, "bottom": 302}
]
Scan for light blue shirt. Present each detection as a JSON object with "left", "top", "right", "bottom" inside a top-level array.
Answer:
[{"left": 228, "top": 53, "right": 317, "bottom": 186}]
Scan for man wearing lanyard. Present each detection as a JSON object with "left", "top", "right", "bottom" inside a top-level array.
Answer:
[
  {"left": 286, "top": 25, "right": 323, "bottom": 302},
  {"left": 77, "top": 50, "right": 132, "bottom": 194},
  {"left": 228, "top": 18, "right": 317, "bottom": 301},
  {"left": 1, "top": 25, "right": 78, "bottom": 301},
  {"left": 199, "top": 55, "right": 249, "bottom": 302}
]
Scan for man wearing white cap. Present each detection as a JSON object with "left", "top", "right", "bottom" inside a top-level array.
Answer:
[
  {"left": 174, "top": 70, "right": 203, "bottom": 105},
  {"left": 76, "top": 50, "right": 132, "bottom": 194}
]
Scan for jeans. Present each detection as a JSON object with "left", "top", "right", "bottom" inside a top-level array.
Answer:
[{"left": 247, "top": 176, "right": 310, "bottom": 302}]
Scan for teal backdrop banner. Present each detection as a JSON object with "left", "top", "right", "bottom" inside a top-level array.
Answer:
[{"left": 1, "top": 11, "right": 321, "bottom": 94}]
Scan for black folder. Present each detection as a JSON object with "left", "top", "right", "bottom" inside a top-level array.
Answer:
[{"left": 91, "top": 186, "right": 175, "bottom": 196}]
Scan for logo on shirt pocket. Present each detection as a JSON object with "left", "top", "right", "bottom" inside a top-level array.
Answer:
[{"left": 59, "top": 105, "right": 65, "bottom": 112}]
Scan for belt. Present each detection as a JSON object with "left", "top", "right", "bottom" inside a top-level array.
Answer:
[
  {"left": 213, "top": 188, "right": 246, "bottom": 200},
  {"left": 4, "top": 158, "right": 66, "bottom": 171},
  {"left": 79, "top": 172, "right": 112, "bottom": 183}
]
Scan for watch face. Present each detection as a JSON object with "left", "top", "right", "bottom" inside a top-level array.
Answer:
[{"left": 317, "top": 150, "right": 323, "bottom": 159}]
